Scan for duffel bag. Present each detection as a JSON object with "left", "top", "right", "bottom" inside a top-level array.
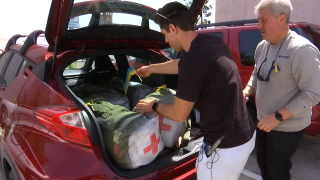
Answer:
[
  {"left": 85, "top": 96, "right": 164, "bottom": 169},
  {"left": 126, "top": 81, "right": 152, "bottom": 109},
  {"left": 76, "top": 83, "right": 130, "bottom": 109},
  {"left": 144, "top": 87, "right": 187, "bottom": 148}
]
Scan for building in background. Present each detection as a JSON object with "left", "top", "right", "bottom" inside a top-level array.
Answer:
[{"left": 216, "top": 0, "right": 320, "bottom": 25}]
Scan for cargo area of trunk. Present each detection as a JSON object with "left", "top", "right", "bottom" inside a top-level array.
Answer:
[{"left": 59, "top": 50, "right": 204, "bottom": 178}]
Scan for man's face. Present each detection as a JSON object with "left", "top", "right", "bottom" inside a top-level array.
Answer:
[
  {"left": 161, "top": 26, "right": 183, "bottom": 52},
  {"left": 257, "top": 8, "right": 282, "bottom": 44}
]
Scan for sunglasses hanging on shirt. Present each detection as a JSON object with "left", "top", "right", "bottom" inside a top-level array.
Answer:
[{"left": 257, "top": 36, "right": 286, "bottom": 81}]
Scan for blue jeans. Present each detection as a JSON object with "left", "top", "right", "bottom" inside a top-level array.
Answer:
[{"left": 256, "top": 128, "right": 305, "bottom": 180}]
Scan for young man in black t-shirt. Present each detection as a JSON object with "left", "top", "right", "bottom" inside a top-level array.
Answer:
[{"left": 134, "top": 2, "right": 256, "bottom": 179}]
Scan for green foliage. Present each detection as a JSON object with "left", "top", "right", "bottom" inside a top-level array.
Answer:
[
  {"left": 184, "top": 0, "right": 212, "bottom": 24},
  {"left": 68, "top": 61, "right": 77, "bottom": 69}
]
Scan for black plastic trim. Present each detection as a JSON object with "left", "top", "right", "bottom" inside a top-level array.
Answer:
[
  {"left": 32, "top": 61, "right": 48, "bottom": 82},
  {"left": 63, "top": 69, "right": 89, "bottom": 78},
  {"left": 0, "top": 51, "right": 14, "bottom": 87},
  {"left": 189, "top": 0, "right": 206, "bottom": 23},
  {"left": 19, "top": 30, "right": 44, "bottom": 55},
  {"left": 1, "top": 150, "right": 21, "bottom": 180},
  {"left": 5, "top": 34, "right": 23, "bottom": 51},
  {"left": 195, "top": 19, "right": 258, "bottom": 29},
  {"left": 80, "top": 110, "right": 99, "bottom": 145},
  {"left": 45, "top": 0, "right": 55, "bottom": 45}
]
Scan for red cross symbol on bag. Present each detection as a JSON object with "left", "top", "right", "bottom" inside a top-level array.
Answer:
[
  {"left": 158, "top": 115, "right": 172, "bottom": 133},
  {"left": 143, "top": 133, "right": 160, "bottom": 154}
]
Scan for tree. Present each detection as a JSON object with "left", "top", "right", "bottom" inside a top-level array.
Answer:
[{"left": 183, "top": 0, "right": 212, "bottom": 24}]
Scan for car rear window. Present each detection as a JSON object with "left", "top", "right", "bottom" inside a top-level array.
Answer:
[{"left": 68, "top": 0, "right": 159, "bottom": 31}]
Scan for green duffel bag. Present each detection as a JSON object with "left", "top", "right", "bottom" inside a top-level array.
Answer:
[
  {"left": 98, "top": 77, "right": 125, "bottom": 94},
  {"left": 84, "top": 96, "right": 164, "bottom": 169},
  {"left": 72, "top": 83, "right": 130, "bottom": 110},
  {"left": 144, "top": 86, "right": 187, "bottom": 148}
]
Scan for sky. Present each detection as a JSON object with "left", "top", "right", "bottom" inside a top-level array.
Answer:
[{"left": 0, "top": 0, "right": 216, "bottom": 50}]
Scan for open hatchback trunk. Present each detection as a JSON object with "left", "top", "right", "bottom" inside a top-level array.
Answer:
[{"left": 47, "top": 0, "right": 206, "bottom": 179}]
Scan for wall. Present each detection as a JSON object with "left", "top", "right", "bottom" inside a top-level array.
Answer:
[{"left": 216, "top": 0, "right": 320, "bottom": 25}]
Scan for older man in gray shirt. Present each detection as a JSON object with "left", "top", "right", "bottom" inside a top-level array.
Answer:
[{"left": 243, "top": 0, "right": 320, "bottom": 180}]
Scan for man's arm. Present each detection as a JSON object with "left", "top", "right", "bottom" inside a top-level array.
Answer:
[
  {"left": 257, "top": 108, "right": 293, "bottom": 132},
  {"left": 156, "top": 97, "right": 194, "bottom": 122},
  {"left": 258, "top": 45, "right": 320, "bottom": 132},
  {"left": 149, "top": 59, "right": 179, "bottom": 74},
  {"left": 136, "top": 59, "right": 179, "bottom": 77},
  {"left": 243, "top": 45, "right": 260, "bottom": 101},
  {"left": 134, "top": 97, "right": 194, "bottom": 122},
  {"left": 284, "top": 46, "right": 320, "bottom": 116}
]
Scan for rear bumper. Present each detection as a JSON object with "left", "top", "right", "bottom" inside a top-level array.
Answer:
[
  {"left": 307, "top": 105, "right": 320, "bottom": 135},
  {"left": 173, "top": 168, "right": 196, "bottom": 180}
]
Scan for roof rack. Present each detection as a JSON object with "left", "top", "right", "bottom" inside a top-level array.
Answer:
[
  {"left": 5, "top": 34, "right": 26, "bottom": 51},
  {"left": 195, "top": 19, "right": 258, "bottom": 29},
  {"left": 19, "top": 30, "right": 45, "bottom": 55}
]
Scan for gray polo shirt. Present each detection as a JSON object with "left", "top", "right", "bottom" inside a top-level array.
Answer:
[{"left": 248, "top": 30, "right": 320, "bottom": 132}]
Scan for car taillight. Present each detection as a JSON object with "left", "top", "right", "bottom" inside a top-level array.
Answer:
[{"left": 35, "top": 106, "right": 92, "bottom": 147}]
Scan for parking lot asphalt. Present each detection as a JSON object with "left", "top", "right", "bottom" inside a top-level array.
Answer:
[
  {"left": 238, "top": 134, "right": 320, "bottom": 180},
  {"left": 0, "top": 134, "right": 319, "bottom": 180}
]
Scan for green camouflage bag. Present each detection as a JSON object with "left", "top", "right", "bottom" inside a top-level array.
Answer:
[
  {"left": 144, "top": 86, "right": 187, "bottom": 148},
  {"left": 84, "top": 96, "right": 164, "bottom": 169}
]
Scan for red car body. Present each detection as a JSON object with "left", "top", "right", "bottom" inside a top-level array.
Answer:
[{"left": 0, "top": 0, "right": 206, "bottom": 179}]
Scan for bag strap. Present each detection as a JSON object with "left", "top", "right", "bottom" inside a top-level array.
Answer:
[{"left": 179, "top": 118, "right": 191, "bottom": 148}]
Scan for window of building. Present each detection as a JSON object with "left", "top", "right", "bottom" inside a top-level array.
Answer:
[{"left": 239, "top": 30, "right": 262, "bottom": 66}]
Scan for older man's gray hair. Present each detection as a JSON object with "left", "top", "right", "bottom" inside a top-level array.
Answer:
[{"left": 254, "top": 0, "right": 293, "bottom": 24}]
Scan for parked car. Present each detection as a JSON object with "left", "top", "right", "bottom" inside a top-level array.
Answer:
[
  {"left": 192, "top": 19, "right": 320, "bottom": 135},
  {"left": 0, "top": 0, "right": 206, "bottom": 179}
]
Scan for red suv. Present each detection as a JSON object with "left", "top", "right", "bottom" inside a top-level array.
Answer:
[
  {"left": 193, "top": 20, "right": 320, "bottom": 135},
  {"left": 0, "top": 0, "right": 206, "bottom": 179}
]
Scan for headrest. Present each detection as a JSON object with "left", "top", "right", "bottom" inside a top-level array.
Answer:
[{"left": 95, "top": 56, "right": 116, "bottom": 72}]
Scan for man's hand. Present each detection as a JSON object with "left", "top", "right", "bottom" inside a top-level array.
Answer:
[
  {"left": 243, "top": 90, "right": 251, "bottom": 102},
  {"left": 133, "top": 98, "right": 157, "bottom": 113},
  {"left": 243, "top": 85, "right": 254, "bottom": 102},
  {"left": 136, "top": 66, "right": 152, "bottom": 78},
  {"left": 257, "top": 113, "right": 280, "bottom": 132}
]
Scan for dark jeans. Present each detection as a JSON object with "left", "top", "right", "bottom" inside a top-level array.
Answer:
[{"left": 256, "top": 128, "right": 305, "bottom": 180}]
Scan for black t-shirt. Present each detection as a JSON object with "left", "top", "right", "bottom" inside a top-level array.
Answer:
[{"left": 176, "top": 34, "right": 255, "bottom": 148}]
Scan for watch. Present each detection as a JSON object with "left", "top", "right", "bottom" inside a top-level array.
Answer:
[
  {"left": 152, "top": 102, "right": 159, "bottom": 112},
  {"left": 275, "top": 111, "right": 283, "bottom": 121}
]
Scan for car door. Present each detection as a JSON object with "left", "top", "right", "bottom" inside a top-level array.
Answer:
[{"left": 0, "top": 51, "right": 35, "bottom": 159}]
